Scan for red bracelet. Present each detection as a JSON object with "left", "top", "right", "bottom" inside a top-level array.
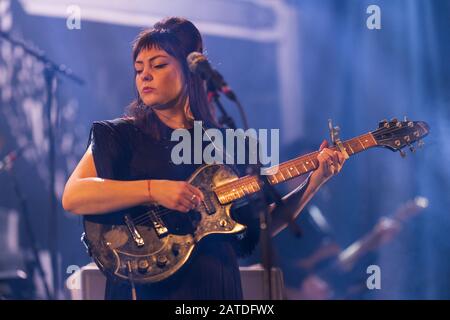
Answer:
[{"left": 147, "top": 180, "right": 156, "bottom": 204}]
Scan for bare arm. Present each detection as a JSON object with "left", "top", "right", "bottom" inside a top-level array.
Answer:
[
  {"left": 270, "top": 172, "right": 326, "bottom": 237},
  {"left": 62, "top": 145, "right": 150, "bottom": 215},
  {"left": 62, "top": 145, "right": 204, "bottom": 216},
  {"left": 270, "top": 140, "right": 346, "bottom": 237}
]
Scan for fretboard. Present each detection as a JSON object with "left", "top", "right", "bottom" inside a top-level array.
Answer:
[{"left": 214, "top": 132, "right": 377, "bottom": 204}]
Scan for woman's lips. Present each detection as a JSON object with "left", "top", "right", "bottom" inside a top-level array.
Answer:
[{"left": 142, "top": 87, "right": 155, "bottom": 93}]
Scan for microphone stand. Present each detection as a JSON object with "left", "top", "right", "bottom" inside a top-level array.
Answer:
[
  {"left": 2, "top": 150, "right": 52, "bottom": 300},
  {"left": 208, "top": 88, "right": 237, "bottom": 130},
  {"left": 208, "top": 80, "right": 301, "bottom": 300},
  {"left": 0, "top": 31, "right": 84, "bottom": 299}
]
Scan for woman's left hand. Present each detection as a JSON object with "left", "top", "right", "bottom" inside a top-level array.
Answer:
[{"left": 310, "top": 140, "right": 346, "bottom": 188}]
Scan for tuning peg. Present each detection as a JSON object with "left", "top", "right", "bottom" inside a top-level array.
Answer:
[
  {"left": 409, "top": 145, "right": 416, "bottom": 153},
  {"left": 404, "top": 116, "right": 408, "bottom": 122},
  {"left": 391, "top": 118, "right": 398, "bottom": 123},
  {"left": 379, "top": 119, "right": 389, "bottom": 128},
  {"left": 417, "top": 140, "right": 425, "bottom": 148},
  {"left": 399, "top": 150, "right": 407, "bottom": 158}
]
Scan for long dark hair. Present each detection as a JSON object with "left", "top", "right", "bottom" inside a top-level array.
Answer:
[{"left": 126, "top": 17, "right": 218, "bottom": 140}]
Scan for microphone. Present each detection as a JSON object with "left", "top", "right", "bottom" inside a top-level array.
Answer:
[{"left": 187, "top": 52, "right": 237, "bottom": 101}]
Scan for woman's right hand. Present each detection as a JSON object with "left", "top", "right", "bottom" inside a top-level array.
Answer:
[{"left": 149, "top": 180, "right": 204, "bottom": 212}]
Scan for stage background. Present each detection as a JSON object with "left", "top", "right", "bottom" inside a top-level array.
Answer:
[{"left": 0, "top": 0, "right": 449, "bottom": 299}]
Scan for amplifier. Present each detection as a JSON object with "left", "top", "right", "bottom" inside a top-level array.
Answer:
[{"left": 66, "top": 263, "right": 284, "bottom": 300}]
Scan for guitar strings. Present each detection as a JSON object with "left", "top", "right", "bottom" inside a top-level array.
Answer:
[
  {"left": 132, "top": 123, "right": 230, "bottom": 226},
  {"left": 131, "top": 194, "right": 209, "bottom": 225},
  {"left": 133, "top": 204, "right": 207, "bottom": 227},
  {"left": 131, "top": 124, "right": 421, "bottom": 226}
]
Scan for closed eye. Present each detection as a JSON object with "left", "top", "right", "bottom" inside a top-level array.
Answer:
[{"left": 154, "top": 64, "right": 168, "bottom": 69}]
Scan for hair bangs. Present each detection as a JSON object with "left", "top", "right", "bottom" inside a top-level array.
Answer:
[{"left": 132, "top": 30, "right": 181, "bottom": 63}]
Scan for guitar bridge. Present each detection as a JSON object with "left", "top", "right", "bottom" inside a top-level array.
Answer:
[{"left": 124, "top": 215, "right": 144, "bottom": 247}]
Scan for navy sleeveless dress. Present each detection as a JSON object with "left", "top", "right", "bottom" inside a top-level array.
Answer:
[{"left": 87, "top": 117, "right": 260, "bottom": 300}]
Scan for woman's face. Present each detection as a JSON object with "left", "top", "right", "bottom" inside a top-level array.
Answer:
[{"left": 134, "top": 47, "right": 186, "bottom": 109}]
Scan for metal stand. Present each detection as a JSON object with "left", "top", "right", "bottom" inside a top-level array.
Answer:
[
  {"left": 0, "top": 31, "right": 84, "bottom": 298},
  {"left": 1, "top": 148, "right": 52, "bottom": 299},
  {"left": 208, "top": 80, "right": 301, "bottom": 299}
]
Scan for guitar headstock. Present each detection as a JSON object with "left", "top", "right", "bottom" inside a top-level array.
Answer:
[{"left": 372, "top": 118, "right": 430, "bottom": 154}]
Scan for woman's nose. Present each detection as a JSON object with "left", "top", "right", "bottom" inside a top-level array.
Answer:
[{"left": 141, "top": 69, "right": 153, "bottom": 81}]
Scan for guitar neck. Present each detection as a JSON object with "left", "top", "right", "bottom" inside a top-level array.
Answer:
[{"left": 214, "top": 132, "right": 378, "bottom": 204}]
